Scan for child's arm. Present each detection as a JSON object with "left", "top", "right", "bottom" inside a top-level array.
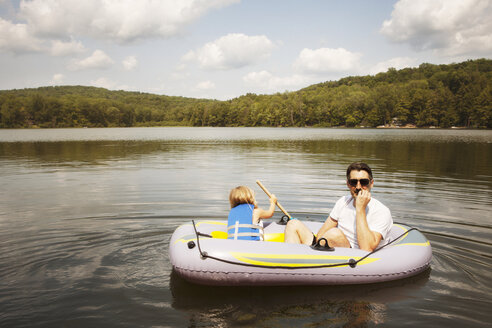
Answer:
[{"left": 253, "top": 195, "right": 278, "bottom": 224}]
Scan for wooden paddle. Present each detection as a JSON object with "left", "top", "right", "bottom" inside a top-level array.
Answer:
[{"left": 256, "top": 180, "right": 292, "bottom": 219}]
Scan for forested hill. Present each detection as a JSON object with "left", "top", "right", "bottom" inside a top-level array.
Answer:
[{"left": 1, "top": 58, "right": 491, "bottom": 128}]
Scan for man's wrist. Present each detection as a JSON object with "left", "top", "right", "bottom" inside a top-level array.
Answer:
[{"left": 356, "top": 208, "right": 366, "bottom": 215}]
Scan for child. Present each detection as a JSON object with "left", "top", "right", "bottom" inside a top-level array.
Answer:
[{"left": 227, "top": 186, "right": 278, "bottom": 241}]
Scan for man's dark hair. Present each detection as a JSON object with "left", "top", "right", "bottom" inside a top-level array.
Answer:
[{"left": 346, "top": 162, "right": 373, "bottom": 180}]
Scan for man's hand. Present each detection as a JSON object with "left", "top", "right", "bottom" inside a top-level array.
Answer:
[{"left": 355, "top": 189, "right": 371, "bottom": 210}]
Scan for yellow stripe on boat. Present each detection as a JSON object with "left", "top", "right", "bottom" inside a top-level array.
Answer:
[
  {"left": 211, "top": 230, "right": 228, "bottom": 239},
  {"left": 174, "top": 236, "right": 196, "bottom": 244},
  {"left": 395, "top": 240, "right": 431, "bottom": 247},
  {"left": 264, "top": 233, "right": 285, "bottom": 242},
  {"left": 230, "top": 252, "right": 379, "bottom": 267},
  {"left": 392, "top": 224, "right": 430, "bottom": 247},
  {"left": 394, "top": 224, "right": 409, "bottom": 237}
]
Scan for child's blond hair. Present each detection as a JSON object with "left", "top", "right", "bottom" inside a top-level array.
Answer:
[{"left": 229, "top": 186, "right": 256, "bottom": 208}]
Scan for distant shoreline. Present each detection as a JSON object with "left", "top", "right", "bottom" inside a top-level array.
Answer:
[
  {"left": 0, "top": 125, "right": 485, "bottom": 130},
  {"left": 1, "top": 59, "right": 490, "bottom": 129}
]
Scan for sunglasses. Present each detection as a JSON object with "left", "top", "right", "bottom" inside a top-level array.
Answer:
[{"left": 348, "top": 178, "right": 371, "bottom": 187}]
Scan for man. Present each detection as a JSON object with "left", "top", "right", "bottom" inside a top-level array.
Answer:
[{"left": 284, "top": 162, "right": 393, "bottom": 252}]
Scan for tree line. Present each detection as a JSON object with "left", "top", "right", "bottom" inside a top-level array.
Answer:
[{"left": 1, "top": 58, "right": 491, "bottom": 129}]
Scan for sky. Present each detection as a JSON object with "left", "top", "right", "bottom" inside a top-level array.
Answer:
[{"left": 0, "top": 0, "right": 491, "bottom": 100}]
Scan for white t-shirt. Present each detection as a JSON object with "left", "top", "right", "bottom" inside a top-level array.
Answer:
[{"left": 329, "top": 195, "right": 393, "bottom": 249}]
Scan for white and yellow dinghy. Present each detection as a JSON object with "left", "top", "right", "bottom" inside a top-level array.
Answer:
[{"left": 169, "top": 219, "right": 432, "bottom": 286}]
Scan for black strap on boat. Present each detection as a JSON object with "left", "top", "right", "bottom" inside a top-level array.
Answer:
[
  {"left": 191, "top": 220, "right": 418, "bottom": 269},
  {"left": 278, "top": 215, "right": 290, "bottom": 225},
  {"left": 197, "top": 231, "right": 212, "bottom": 238},
  {"left": 310, "top": 238, "right": 334, "bottom": 251}
]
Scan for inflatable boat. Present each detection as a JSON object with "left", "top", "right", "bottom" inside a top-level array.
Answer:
[{"left": 169, "top": 219, "right": 432, "bottom": 286}]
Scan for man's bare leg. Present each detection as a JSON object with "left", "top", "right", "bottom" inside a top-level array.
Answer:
[
  {"left": 284, "top": 219, "right": 314, "bottom": 245},
  {"left": 320, "top": 228, "right": 351, "bottom": 248}
]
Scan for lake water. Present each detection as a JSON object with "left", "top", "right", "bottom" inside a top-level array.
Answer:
[{"left": 0, "top": 127, "right": 491, "bottom": 327}]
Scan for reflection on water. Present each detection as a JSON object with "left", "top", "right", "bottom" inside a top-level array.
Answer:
[
  {"left": 0, "top": 128, "right": 491, "bottom": 327},
  {"left": 170, "top": 269, "right": 431, "bottom": 327},
  {"left": 0, "top": 127, "right": 491, "bottom": 143}
]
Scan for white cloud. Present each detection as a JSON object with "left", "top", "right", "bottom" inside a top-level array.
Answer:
[
  {"left": 174, "top": 63, "right": 188, "bottom": 72},
  {"left": 381, "top": 0, "right": 492, "bottom": 56},
  {"left": 69, "top": 50, "right": 114, "bottom": 71},
  {"left": 0, "top": 0, "right": 240, "bottom": 55},
  {"left": 0, "top": 18, "right": 43, "bottom": 53},
  {"left": 50, "top": 73, "right": 64, "bottom": 85},
  {"left": 122, "top": 55, "right": 138, "bottom": 70},
  {"left": 90, "top": 77, "right": 116, "bottom": 89},
  {"left": 294, "top": 47, "right": 362, "bottom": 74},
  {"left": 18, "top": 0, "right": 240, "bottom": 43},
  {"left": 90, "top": 77, "right": 133, "bottom": 91},
  {"left": 243, "top": 70, "right": 309, "bottom": 91},
  {"left": 0, "top": 18, "right": 85, "bottom": 55},
  {"left": 171, "top": 70, "right": 191, "bottom": 81},
  {"left": 181, "top": 51, "right": 196, "bottom": 63},
  {"left": 196, "top": 80, "right": 215, "bottom": 90},
  {"left": 50, "top": 39, "right": 85, "bottom": 56},
  {"left": 183, "top": 33, "right": 275, "bottom": 70},
  {"left": 369, "top": 57, "right": 418, "bottom": 75},
  {"left": 243, "top": 70, "right": 272, "bottom": 84}
]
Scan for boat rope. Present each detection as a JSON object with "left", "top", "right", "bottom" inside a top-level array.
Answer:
[{"left": 191, "top": 220, "right": 418, "bottom": 270}]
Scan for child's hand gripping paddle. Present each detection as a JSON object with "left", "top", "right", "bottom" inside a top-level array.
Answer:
[{"left": 256, "top": 180, "right": 292, "bottom": 220}]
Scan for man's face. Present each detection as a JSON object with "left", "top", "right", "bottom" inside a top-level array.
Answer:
[{"left": 347, "top": 170, "right": 373, "bottom": 197}]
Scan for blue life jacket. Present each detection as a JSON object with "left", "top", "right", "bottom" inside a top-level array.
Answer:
[{"left": 227, "top": 203, "right": 263, "bottom": 241}]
